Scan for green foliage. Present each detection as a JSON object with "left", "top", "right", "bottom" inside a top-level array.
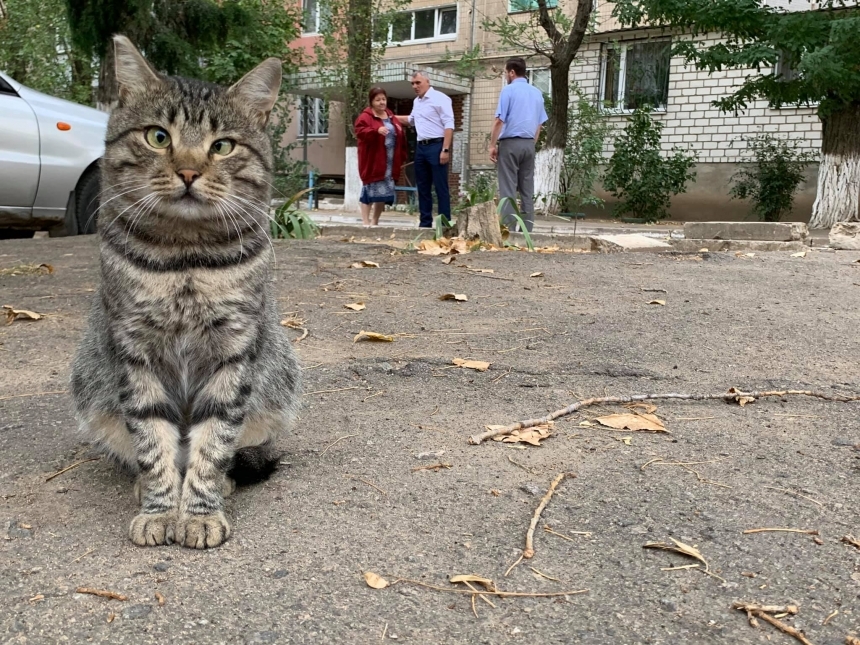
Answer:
[
  {"left": 270, "top": 188, "right": 320, "bottom": 240},
  {"left": 497, "top": 197, "right": 535, "bottom": 251},
  {"left": 603, "top": 107, "right": 697, "bottom": 223},
  {"left": 0, "top": 0, "right": 94, "bottom": 103},
  {"left": 455, "top": 171, "right": 496, "bottom": 213},
  {"left": 729, "top": 133, "right": 815, "bottom": 222},
  {"left": 434, "top": 214, "right": 452, "bottom": 241},
  {"left": 611, "top": 0, "right": 860, "bottom": 119},
  {"left": 440, "top": 45, "right": 497, "bottom": 81},
  {"left": 558, "top": 83, "right": 613, "bottom": 213}
]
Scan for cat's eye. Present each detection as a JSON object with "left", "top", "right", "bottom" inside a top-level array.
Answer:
[
  {"left": 144, "top": 127, "right": 171, "bottom": 149},
  {"left": 211, "top": 139, "right": 235, "bottom": 156}
]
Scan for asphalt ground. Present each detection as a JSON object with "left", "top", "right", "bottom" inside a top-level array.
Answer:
[{"left": 1, "top": 236, "right": 859, "bottom": 644}]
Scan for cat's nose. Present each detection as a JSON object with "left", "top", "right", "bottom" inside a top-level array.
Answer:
[{"left": 177, "top": 169, "right": 201, "bottom": 187}]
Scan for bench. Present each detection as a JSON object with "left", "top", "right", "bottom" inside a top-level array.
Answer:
[
  {"left": 394, "top": 185, "right": 417, "bottom": 206},
  {"left": 311, "top": 174, "right": 345, "bottom": 209}
]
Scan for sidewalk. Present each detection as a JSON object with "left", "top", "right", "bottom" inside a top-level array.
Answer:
[{"left": 301, "top": 206, "right": 831, "bottom": 246}]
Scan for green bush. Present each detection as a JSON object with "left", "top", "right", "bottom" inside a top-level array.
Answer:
[
  {"left": 603, "top": 107, "right": 697, "bottom": 223},
  {"left": 270, "top": 188, "right": 320, "bottom": 240},
  {"left": 455, "top": 170, "right": 496, "bottom": 212},
  {"left": 729, "top": 133, "right": 816, "bottom": 222}
]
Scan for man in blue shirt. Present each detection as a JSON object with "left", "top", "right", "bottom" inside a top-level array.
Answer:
[{"left": 489, "top": 57, "right": 548, "bottom": 233}]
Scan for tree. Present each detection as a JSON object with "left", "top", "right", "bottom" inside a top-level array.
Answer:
[
  {"left": 612, "top": 0, "right": 860, "bottom": 228},
  {"left": 482, "top": 0, "right": 594, "bottom": 211},
  {"left": 0, "top": 0, "right": 94, "bottom": 104},
  {"left": 65, "top": 0, "right": 302, "bottom": 108},
  {"left": 311, "top": 0, "right": 407, "bottom": 209}
]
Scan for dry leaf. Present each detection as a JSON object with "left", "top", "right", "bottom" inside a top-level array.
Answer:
[
  {"left": 619, "top": 437, "right": 632, "bottom": 445},
  {"left": 726, "top": 387, "right": 755, "bottom": 407},
  {"left": 439, "top": 293, "right": 468, "bottom": 302},
  {"left": 452, "top": 358, "right": 491, "bottom": 371},
  {"left": 791, "top": 251, "right": 807, "bottom": 258},
  {"left": 578, "top": 420, "right": 594, "bottom": 427},
  {"left": 492, "top": 423, "right": 553, "bottom": 446},
  {"left": 350, "top": 260, "right": 379, "bottom": 268},
  {"left": 648, "top": 300, "right": 666, "bottom": 306},
  {"left": 353, "top": 330, "right": 394, "bottom": 343},
  {"left": 698, "top": 248, "right": 709, "bottom": 253},
  {"left": 595, "top": 413, "right": 667, "bottom": 432},
  {"left": 417, "top": 240, "right": 447, "bottom": 256},
  {"left": 344, "top": 303, "right": 366, "bottom": 311},
  {"left": 449, "top": 574, "right": 496, "bottom": 592},
  {"left": 0, "top": 263, "right": 54, "bottom": 276},
  {"left": 3, "top": 305, "right": 43, "bottom": 324},
  {"left": 624, "top": 402, "right": 657, "bottom": 414},
  {"left": 644, "top": 538, "right": 709, "bottom": 569},
  {"left": 363, "top": 571, "right": 389, "bottom": 589},
  {"left": 530, "top": 272, "right": 543, "bottom": 278},
  {"left": 442, "top": 256, "right": 456, "bottom": 265}
]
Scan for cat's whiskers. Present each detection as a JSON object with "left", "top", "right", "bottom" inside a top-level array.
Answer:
[
  {"left": 220, "top": 196, "right": 277, "bottom": 266},
  {"left": 124, "top": 193, "right": 160, "bottom": 245},
  {"left": 215, "top": 199, "right": 246, "bottom": 260},
  {"left": 86, "top": 184, "right": 151, "bottom": 232},
  {"left": 104, "top": 192, "right": 157, "bottom": 236}
]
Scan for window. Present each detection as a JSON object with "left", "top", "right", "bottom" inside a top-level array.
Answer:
[
  {"left": 600, "top": 40, "right": 671, "bottom": 112},
  {"left": 774, "top": 50, "right": 802, "bottom": 82},
  {"left": 389, "top": 6, "right": 457, "bottom": 43},
  {"left": 302, "top": 0, "right": 329, "bottom": 34},
  {"left": 298, "top": 97, "right": 328, "bottom": 137},
  {"left": 527, "top": 68, "right": 551, "bottom": 95},
  {"left": 509, "top": 0, "right": 557, "bottom": 12}
]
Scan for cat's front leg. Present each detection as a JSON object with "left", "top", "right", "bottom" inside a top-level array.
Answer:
[
  {"left": 176, "top": 363, "right": 251, "bottom": 548},
  {"left": 122, "top": 366, "right": 183, "bottom": 546}
]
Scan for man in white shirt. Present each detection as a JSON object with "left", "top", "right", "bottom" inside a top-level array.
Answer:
[{"left": 397, "top": 71, "right": 455, "bottom": 228}]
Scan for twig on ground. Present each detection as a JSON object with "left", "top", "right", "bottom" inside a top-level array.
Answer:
[
  {"left": 468, "top": 389, "right": 860, "bottom": 444},
  {"left": 743, "top": 528, "right": 819, "bottom": 536},
  {"left": 507, "top": 455, "right": 536, "bottom": 474},
  {"left": 0, "top": 390, "right": 68, "bottom": 402},
  {"left": 306, "top": 386, "right": 362, "bottom": 396},
  {"left": 411, "top": 463, "right": 452, "bottom": 472},
  {"left": 390, "top": 578, "right": 588, "bottom": 598},
  {"left": 381, "top": 623, "right": 388, "bottom": 640},
  {"left": 320, "top": 434, "right": 357, "bottom": 457},
  {"left": 524, "top": 473, "right": 573, "bottom": 559},
  {"left": 491, "top": 367, "right": 513, "bottom": 383},
  {"left": 641, "top": 458, "right": 730, "bottom": 488},
  {"left": 841, "top": 535, "right": 860, "bottom": 549},
  {"left": 529, "top": 567, "right": 560, "bottom": 582},
  {"left": 347, "top": 475, "right": 388, "bottom": 497},
  {"left": 764, "top": 486, "right": 824, "bottom": 507},
  {"left": 75, "top": 587, "right": 128, "bottom": 601},
  {"left": 363, "top": 391, "right": 384, "bottom": 402},
  {"left": 71, "top": 548, "right": 96, "bottom": 563},
  {"left": 504, "top": 554, "right": 523, "bottom": 577},
  {"left": 823, "top": 609, "right": 838, "bottom": 625},
  {"left": 462, "top": 580, "right": 496, "bottom": 609},
  {"left": 155, "top": 591, "right": 165, "bottom": 607},
  {"left": 661, "top": 564, "right": 700, "bottom": 571},
  {"left": 45, "top": 457, "right": 101, "bottom": 482},
  {"left": 732, "top": 602, "right": 810, "bottom": 645},
  {"left": 544, "top": 525, "right": 591, "bottom": 540}
]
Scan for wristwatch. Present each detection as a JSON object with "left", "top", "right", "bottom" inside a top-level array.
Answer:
[{"left": 442, "top": 148, "right": 449, "bottom": 153}]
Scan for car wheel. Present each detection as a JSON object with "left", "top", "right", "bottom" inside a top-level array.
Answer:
[{"left": 75, "top": 169, "right": 101, "bottom": 235}]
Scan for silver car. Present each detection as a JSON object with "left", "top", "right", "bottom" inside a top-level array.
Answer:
[{"left": 0, "top": 71, "right": 108, "bottom": 237}]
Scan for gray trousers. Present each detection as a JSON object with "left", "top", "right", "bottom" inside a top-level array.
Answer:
[{"left": 497, "top": 137, "right": 536, "bottom": 232}]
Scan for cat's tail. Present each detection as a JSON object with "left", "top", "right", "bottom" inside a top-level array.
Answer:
[{"left": 229, "top": 443, "right": 282, "bottom": 486}]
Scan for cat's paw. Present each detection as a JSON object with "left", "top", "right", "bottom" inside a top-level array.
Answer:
[
  {"left": 129, "top": 511, "right": 176, "bottom": 546},
  {"left": 175, "top": 512, "right": 232, "bottom": 549}
]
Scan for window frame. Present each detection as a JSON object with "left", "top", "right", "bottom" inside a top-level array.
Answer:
[
  {"left": 598, "top": 39, "right": 671, "bottom": 114},
  {"left": 298, "top": 97, "right": 329, "bottom": 138},
  {"left": 507, "top": 0, "right": 558, "bottom": 14},
  {"left": 388, "top": 4, "right": 458, "bottom": 45}
]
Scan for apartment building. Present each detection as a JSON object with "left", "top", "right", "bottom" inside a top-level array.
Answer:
[{"left": 287, "top": 0, "right": 822, "bottom": 220}]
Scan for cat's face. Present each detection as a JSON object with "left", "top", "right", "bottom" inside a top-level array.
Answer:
[{"left": 102, "top": 36, "right": 282, "bottom": 227}]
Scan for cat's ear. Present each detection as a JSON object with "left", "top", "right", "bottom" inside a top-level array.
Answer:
[
  {"left": 228, "top": 58, "right": 282, "bottom": 127},
  {"left": 113, "top": 34, "right": 161, "bottom": 101}
]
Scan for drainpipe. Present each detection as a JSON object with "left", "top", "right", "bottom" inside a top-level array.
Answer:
[{"left": 463, "top": 0, "right": 478, "bottom": 188}]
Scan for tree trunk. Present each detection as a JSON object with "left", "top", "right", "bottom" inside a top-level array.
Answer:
[
  {"left": 534, "top": 148, "right": 565, "bottom": 213},
  {"left": 345, "top": 0, "right": 372, "bottom": 147},
  {"left": 810, "top": 103, "right": 860, "bottom": 228},
  {"left": 96, "top": 45, "right": 118, "bottom": 111},
  {"left": 344, "top": 146, "right": 361, "bottom": 211},
  {"left": 455, "top": 201, "right": 503, "bottom": 246}
]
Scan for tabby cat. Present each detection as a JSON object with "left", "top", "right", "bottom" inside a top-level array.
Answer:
[{"left": 71, "top": 35, "right": 301, "bottom": 549}]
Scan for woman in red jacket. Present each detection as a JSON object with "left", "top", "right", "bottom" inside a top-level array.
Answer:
[{"left": 354, "top": 87, "right": 407, "bottom": 227}]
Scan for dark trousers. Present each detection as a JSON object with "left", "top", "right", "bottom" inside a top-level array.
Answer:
[{"left": 414, "top": 141, "right": 450, "bottom": 228}]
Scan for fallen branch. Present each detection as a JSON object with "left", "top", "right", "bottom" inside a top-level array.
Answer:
[
  {"left": 544, "top": 525, "right": 591, "bottom": 540},
  {"left": 320, "top": 434, "right": 357, "bottom": 457},
  {"left": 524, "top": 473, "right": 573, "bottom": 559},
  {"left": 469, "top": 389, "right": 860, "bottom": 444},
  {"left": 45, "top": 457, "right": 101, "bottom": 482},
  {"left": 390, "top": 577, "right": 588, "bottom": 599},
  {"left": 411, "top": 463, "right": 452, "bottom": 472},
  {"left": 733, "top": 602, "right": 810, "bottom": 645},
  {"left": 75, "top": 587, "right": 128, "bottom": 601},
  {"left": 743, "top": 528, "right": 819, "bottom": 536}
]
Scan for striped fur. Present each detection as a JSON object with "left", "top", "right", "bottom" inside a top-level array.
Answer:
[{"left": 70, "top": 36, "right": 300, "bottom": 549}]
